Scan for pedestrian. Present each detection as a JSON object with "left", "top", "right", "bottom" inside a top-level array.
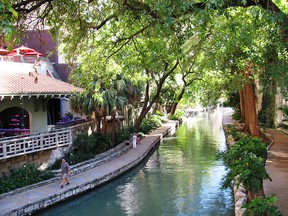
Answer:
[
  {"left": 60, "top": 159, "right": 71, "bottom": 189},
  {"left": 132, "top": 133, "right": 137, "bottom": 148}
]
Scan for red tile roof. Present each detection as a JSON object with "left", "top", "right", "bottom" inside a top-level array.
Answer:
[{"left": 0, "top": 62, "right": 83, "bottom": 96}]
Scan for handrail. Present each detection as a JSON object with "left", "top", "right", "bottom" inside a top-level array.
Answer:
[
  {"left": 0, "top": 130, "right": 71, "bottom": 160},
  {"left": 0, "top": 121, "right": 94, "bottom": 160}
]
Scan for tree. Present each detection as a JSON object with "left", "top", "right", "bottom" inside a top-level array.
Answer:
[
  {"left": 3, "top": 1, "right": 284, "bottom": 50},
  {"left": 198, "top": 6, "right": 288, "bottom": 137},
  {"left": 3, "top": 0, "right": 287, "bottom": 136}
]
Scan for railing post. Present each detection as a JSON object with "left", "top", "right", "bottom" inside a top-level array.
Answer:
[
  {"left": 40, "top": 133, "right": 44, "bottom": 150},
  {"left": 3, "top": 143, "right": 7, "bottom": 159},
  {"left": 56, "top": 132, "right": 59, "bottom": 147},
  {"left": 69, "top": 130, "right": 72, "bottom": 145}
]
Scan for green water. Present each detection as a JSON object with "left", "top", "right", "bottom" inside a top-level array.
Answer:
[{"left": 36, "top": 111, "right": 234, "bottom": 216}]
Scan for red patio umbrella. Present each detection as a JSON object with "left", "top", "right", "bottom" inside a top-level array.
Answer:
[
  {"left": 6, "top": 51, "right": 18, "bottom": 56},
  {"left": 13, "top": 45, "right": 35, "bottom": 54},
  {"left": 24, "top": 51, "right": 44, "bottom": 56},
  {"left": 0, "top": 47, "right": 8, "bottom": 55}
]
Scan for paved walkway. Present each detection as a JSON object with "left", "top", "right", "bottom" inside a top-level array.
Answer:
[
  {"left": 0, "top": 122, "right": 177, "bottom": 216},
  {"left": 264, "top": 129, "right": 288, "bottom": 216}
]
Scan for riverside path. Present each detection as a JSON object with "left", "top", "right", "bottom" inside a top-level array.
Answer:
[
  {"left": 0, "top": 122, "right": 178, "bottom": 216},
  {"left": 264, "top": 129, "right": 288, "bottom": 216}
]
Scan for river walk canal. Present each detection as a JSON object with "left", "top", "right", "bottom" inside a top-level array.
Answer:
[{"left": 36, "top": 110, "right": 234, "bottom": 216}]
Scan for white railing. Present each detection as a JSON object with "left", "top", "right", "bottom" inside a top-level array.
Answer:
[
  {"left": 0, "top": 56, "right": 14, "bottom": 62},
  {"left": 0, "top": 120, "right": 94, "bottom": 160},
  {"left": 0, "top": 55, "right": 48, "bottom": 63},
  {"left": 0, "top": 129, "right": 72, "bottom": 160}
]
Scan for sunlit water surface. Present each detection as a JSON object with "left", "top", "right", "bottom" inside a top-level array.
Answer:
[{"left": 36, "top": 111, "right": 234, "bottom": 216}]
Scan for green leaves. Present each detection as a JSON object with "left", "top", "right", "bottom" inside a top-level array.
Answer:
[
  {"left": 0, "top": 0, "right": 18, "bottom": 37},
  {"left": 218, "top": 135, "right": 270, "bottom": 192}
]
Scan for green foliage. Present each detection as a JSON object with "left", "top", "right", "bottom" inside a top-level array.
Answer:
[
  {"left": 280, "top": 105, "right": 288, "bottom": 116},
  {"left": 155, "top": 110, "right": 164, "bottom": 116},
  {"left": 258, "top": 87, "right": 276, "bottom": 128},
  {"left": 0, "top": 163, "right": 54, "bottom": 194},
  {"left": 168, "top": 110, "right": 185, "bottom": 121},
  {"left": 224, "top": 125, "right": 243, "bottom": 141},
  {"left": 114, "top": 128, "right": 132, "bottom": 146},
  {"left": 218, "top": 136, "right": 270, "bottom": 192},
  {"left": 139, "top": 115, "right": 162, "bottom": 134},
  {"left": 0, "top": 0, "right": 18, "bottom": 46},
  {"left": 67, "top": 132, "right": 114, "bottom": 165},
  {"left": 277, "top": 122, "right": 288, "bottom": 129},
  {"left": 243, "top": 196, "right": 282, "bottom": 216},
  {"left": 50, "top": 128, "right": 132, "bottom": 169},
  {"left": 232, "top": 109, "right": 241, "bottom": 122}
]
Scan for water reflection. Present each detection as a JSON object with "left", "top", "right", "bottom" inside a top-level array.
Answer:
[{"left": 36, "top": 111, "right": 234, "bottom": 216}]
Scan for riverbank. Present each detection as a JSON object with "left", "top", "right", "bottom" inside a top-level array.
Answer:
[
  {"left": 222, "top": 108, "right": 288, "bottom": 216},
  {"left": 0, "top": 121, "right": 178, "bottom": 216}
]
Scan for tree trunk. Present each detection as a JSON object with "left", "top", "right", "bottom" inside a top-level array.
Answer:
[
  {"left": 170, "top": 87, "right": 186, "bottom": 115},
  {"left": 243, "top": 82, "right": 251, "bottom": 132},
  {"left": 134, "top": 61, "right": 179, "bottom": 130},
  {"left": 241, "top": 68, "right": 261, "bottom": 137},
  {"left": 111, "top": 112, "right": 116, "bottom": 145},
  {"left": 239, "top": 89, "right": 245, "bottom": 123},
  {"left": 170, "top": 102, "right": 178, "bottom": 115}
]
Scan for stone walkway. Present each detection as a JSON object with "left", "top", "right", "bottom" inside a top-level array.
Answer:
[
  {"left": 264, "top": 129, "right": 288, "bottom": 216},
  {"left": 0, "top": 122, "right": 177, "bottom": 216}
]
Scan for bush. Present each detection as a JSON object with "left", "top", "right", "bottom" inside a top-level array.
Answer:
[
  {"left": 224, "top": 125, "right": 244, "bottom": 141},
  {"left": 168, "top": 110, "right": 185, "bottom": 121},
  {"left": 155, "top": 110, "right": 164, "bottom": 116},
  {"left": 62, "top": 132, "right": 114, "bottom": 165},
  {"left": 280, "top": 105, "right": 288, "bottom": 117},
  {"left": 218, "top": 136, "right": 270, "bottom": 192},
  {"left": 114, "top": 128, "right": 131, "bottom": 145},
  {"left": 232, "top": 109, "right": 241, "bottom": 121},
  {"left": 0, "top": 163, "right": 54, "bottom": 194},
  {"left": 139, "top": 115, "right": 162, "bottom": 134},
  {"left": 244, "top": 196, "right": 281, "bottom": 216}
]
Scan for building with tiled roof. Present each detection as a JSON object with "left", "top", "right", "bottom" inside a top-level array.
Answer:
[
  {"left": 0, "top": 61, "right": 82, "bottom": 97},
  {"left": 0, "top": 53, "right": 83, "bottom": 137}
]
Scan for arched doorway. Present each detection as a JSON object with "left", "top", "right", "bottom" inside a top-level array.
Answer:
[{"left": 0, "top": 107, "right": 30, "bottom": 137}]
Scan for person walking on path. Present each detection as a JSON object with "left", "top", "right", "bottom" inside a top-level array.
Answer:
[
  {"left": 60, "top": 159, "right": 71, "bottom": 189},
  {"left": 132, "top": 133, "right": 137, "bottom": 148}
]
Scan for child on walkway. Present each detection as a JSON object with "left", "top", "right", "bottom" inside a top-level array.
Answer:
[
  {"left": 132, "top": 133, "right": 137, "bottom": 148},
  {"left": 60, "top": 159, "right": 71, "bottom": 189}
]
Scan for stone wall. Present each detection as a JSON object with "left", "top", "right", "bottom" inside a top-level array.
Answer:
[{"left": 0, "top": 150, "right": 53, "bottom": 175}]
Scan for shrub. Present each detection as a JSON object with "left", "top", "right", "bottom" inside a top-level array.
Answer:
[
  {"left": 0, "top": 163, "right": 54, "bottom": 194},
  {"left": 232, "top": 109, "right": 241, "bottom": 121},
  {"left": 168, "top": 110, "right": 185, "bottom": 121},
  {"left": 114, "top": 128, "right": 131, "bottom": 145},
  {"left": 155, "top": 110, "right": 164, "bottom": 116},
  {"left": 244, "top": 196, "right": 281, "bottom": 216},
  {"left": 139, "top": 115, "right": 162, "bottom": 134},
  {"left": 218, "top": 136, "right": 270, "bottom": 193},
  {"left": 280, "top": 105, "right": 288, "bottom": 117},
  {"left": 50, "top": 132, "right": 117, "bottom": 167},
  {"left": 224, "top": 125, "right": 244, "bottom": 141}
]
